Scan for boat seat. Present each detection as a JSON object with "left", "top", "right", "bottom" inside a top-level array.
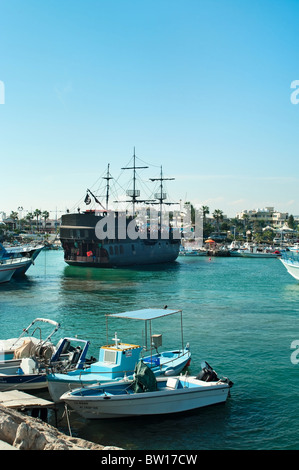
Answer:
[{"left": 166, "top": 377, "right": 179, "bottom": 389}]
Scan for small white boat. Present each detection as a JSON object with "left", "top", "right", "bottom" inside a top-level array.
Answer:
[
  {"left": 61, "top": 361, "right": 233, "bottom": 420},
  {"left": 0, "top": 336, "right": 91, "bottom": 392},
  {"left": 179, "top": 248, "right": 207, "bottom": 257},
  {"left": 47, "top": 307, "right": 191, "bottom": 402},
  {"left": 229, "top": 244, "right": 280, "bottom": 258},
  {"left": 0, "top": 318, "right": 60, "bottom": 364},
  {"left": 280, "top": 252, "right": 299, "bottom": 280},
  {"left": 0, "top": 242, "right": 43, "bottom": 278},
  {"left": 0, "top": 257, "right": 32, "bottom": 283},
  {"left": 0, "top": 318, "right": 91, "bottom": 391},
  {"left": 287, "top": 243, "right": 299, "bottom": 253}
]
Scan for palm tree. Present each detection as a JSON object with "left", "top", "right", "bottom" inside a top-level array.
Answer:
[
  {"left": 34, "top": 209, "right": 42, "bottom": 232},
  {"left": 26, "top": 212, "right": 34, "bottom": 232},
  {"left": 9, "top": 211, "right": 18, "bottom": 231},
  {"left": 42, "top": 211, "right": 50, "bottom": 230},
  {"left": 242, "top": 213, "right": 250, "bottom": 230},
  {"left": 213, "top": 209, "right": 224, "bottom": 233},
  {"left": 201, "top": 206, "right": 209, "bottom": 224}
]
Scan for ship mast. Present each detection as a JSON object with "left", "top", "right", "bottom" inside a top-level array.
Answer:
[
  {"left": 85, "top": 164, "right": 113, "bottom": 211},
  {"left": 102, "top": 163, "right": 113, "bottom": 210},
  {"left": 150, "top": 166, "right": 177, "bottom": 225},
  {"left": 121, "top": 148, "right": 149, "bottom": 216}
]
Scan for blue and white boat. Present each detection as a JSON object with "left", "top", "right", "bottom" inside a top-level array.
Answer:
[
  {"left": 61, "top": 361, "right": 233, "bottom": 420},
  {"left": 0, "top": 257, "right": 31, "bottom": 283},
  {"left": 47, "top": 308, "right": 191, "bottom": 402},
  {"left": 287, "top": 243, "right": 299, "bottom": 253},
  {"left": 0, "top": 242, "right": 44, "bottom": 276},
  {"left": 179, "top": 247, "right": 207, "bottom": 256},
  {"left": 280, "top": 251, "right": 299, "bottom": 281}
]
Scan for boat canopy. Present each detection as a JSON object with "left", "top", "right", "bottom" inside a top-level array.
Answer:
[
  {"left": 106, "top": 308, "right": 184, "bottom": 352},
  {"left": 107, "top": 308, "right": 182, "bottom": 321}
]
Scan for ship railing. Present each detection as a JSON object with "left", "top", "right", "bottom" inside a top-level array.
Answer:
[{"left": 0, "top": 256, "right": 29, "bottom": 266}]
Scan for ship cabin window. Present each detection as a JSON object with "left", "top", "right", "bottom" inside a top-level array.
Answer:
[
  {"left": 120, "top": 245, "right": 124, "bottom": 254},
  {"left": 109, "top": 246, "right": 113, "bottom": 255}
]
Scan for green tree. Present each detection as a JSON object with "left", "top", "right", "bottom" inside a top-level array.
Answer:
[
  {"left": 201, "top": 205, "right": 209, "bottom": 224},
  {"left": 242, "top": 213, "right": 250, "bottom": 230},
  {"left": 42, "top": 210, "right": 50, "bottom": 230},
  {"left": 288, "top": 214, "right": 295, "bottom": 229},
  {"left": 213, "top": 209, "right": 224, "bottom": 232},
  {"left": 26, "top": 212, "right": 34, "bottom": 232},
  {"left": 34, "top": 209, "right": 42, "bottom": 232},
  {"left": 9, "top": 211, "right": 18, "bottom": 231},
  {"left": 184, "top": 202, "right": 195, "bottom": 225},
  {"left": 9, "top": 211, "right": 18, "bottom": 221}
]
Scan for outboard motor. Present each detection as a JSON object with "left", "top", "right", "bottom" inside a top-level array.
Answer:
[
  {"left": 196, "top": 361, "right": 219, "bottom": 382},
  {"left": 196, "top": 361, "right": 234, "bottom": 388}
]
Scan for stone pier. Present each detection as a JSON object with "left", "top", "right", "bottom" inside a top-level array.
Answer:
[{"left": 0, "top": 405, "right": 121, "bottom": 450}]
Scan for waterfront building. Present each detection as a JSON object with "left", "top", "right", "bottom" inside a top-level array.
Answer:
[{"left": 236, "top": 207, "right": 289, "bottom": 228}]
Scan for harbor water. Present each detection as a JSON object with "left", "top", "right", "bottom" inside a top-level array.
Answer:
[{"left": 0, "top": 250, "right": 298, "bottom": 450}]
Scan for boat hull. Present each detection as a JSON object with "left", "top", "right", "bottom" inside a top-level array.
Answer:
[
  {"left": 229, "top": 251, "right": 278, "bottom": 258},
  {"left": 60, "top": 212, "right": 180, "bottom": 268},
  {"left": 0, "top": 373, "right": 47, "bottom": 391},
  {"left": 64, "top": 241, "right": 180, "bottom": 267},
  {"left": 0, "top": 257, "right": 36, "bottom": 283},
  {"left": 0, "top": 266, "right": 17, "bottom": 283},
  {"left": 280, "top": 258, "right": 299, "bottom": 280},
  {"left": 0, "top": 244, "right": 44, "bottom": 277},
  {"left": 47, "top": 348, "right": 191, "bottom": 403},
  {"left": 62, "top": 377, "right": 230, "bottom": 419}
]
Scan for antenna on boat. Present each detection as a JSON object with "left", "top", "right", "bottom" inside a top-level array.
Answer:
[{"left": 112, "top": 332, "right": 120, "bottom": 348}]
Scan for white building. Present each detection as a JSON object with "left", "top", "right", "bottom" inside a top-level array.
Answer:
[{"left": 236, "top": 207, "right": 289, "bottom": 228}]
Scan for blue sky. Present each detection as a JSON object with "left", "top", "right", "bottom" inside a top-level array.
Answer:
[{"left": 1, "top": 0, "right": 299, "bottom": 219}]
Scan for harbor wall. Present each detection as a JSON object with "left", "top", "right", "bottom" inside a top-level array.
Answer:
[{"left": 0, "top": 405, "right": 120, "bottom": 450}]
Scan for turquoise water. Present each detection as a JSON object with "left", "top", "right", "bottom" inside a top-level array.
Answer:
[{"left": 0, "top": 250, "right": 299, "bottom": 450}]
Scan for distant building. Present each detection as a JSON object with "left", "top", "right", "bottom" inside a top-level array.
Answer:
[
  {"left": 236, "top": 207, "right": 289, "bottom": 228},
  {"left": 34, "top": 218, "right": 61, "bottom": 233},
  {"left": 44, "top": 218, "right": 61, "bottom": 233}
]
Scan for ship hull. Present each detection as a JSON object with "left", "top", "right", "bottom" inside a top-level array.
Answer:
[{"left": 60, "top": 211, "right": 180, "bottom": 268}]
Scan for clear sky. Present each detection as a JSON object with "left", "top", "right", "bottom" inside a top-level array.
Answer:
[{"left": 1, "top": 0, "right": 299, "bottom": 219}]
